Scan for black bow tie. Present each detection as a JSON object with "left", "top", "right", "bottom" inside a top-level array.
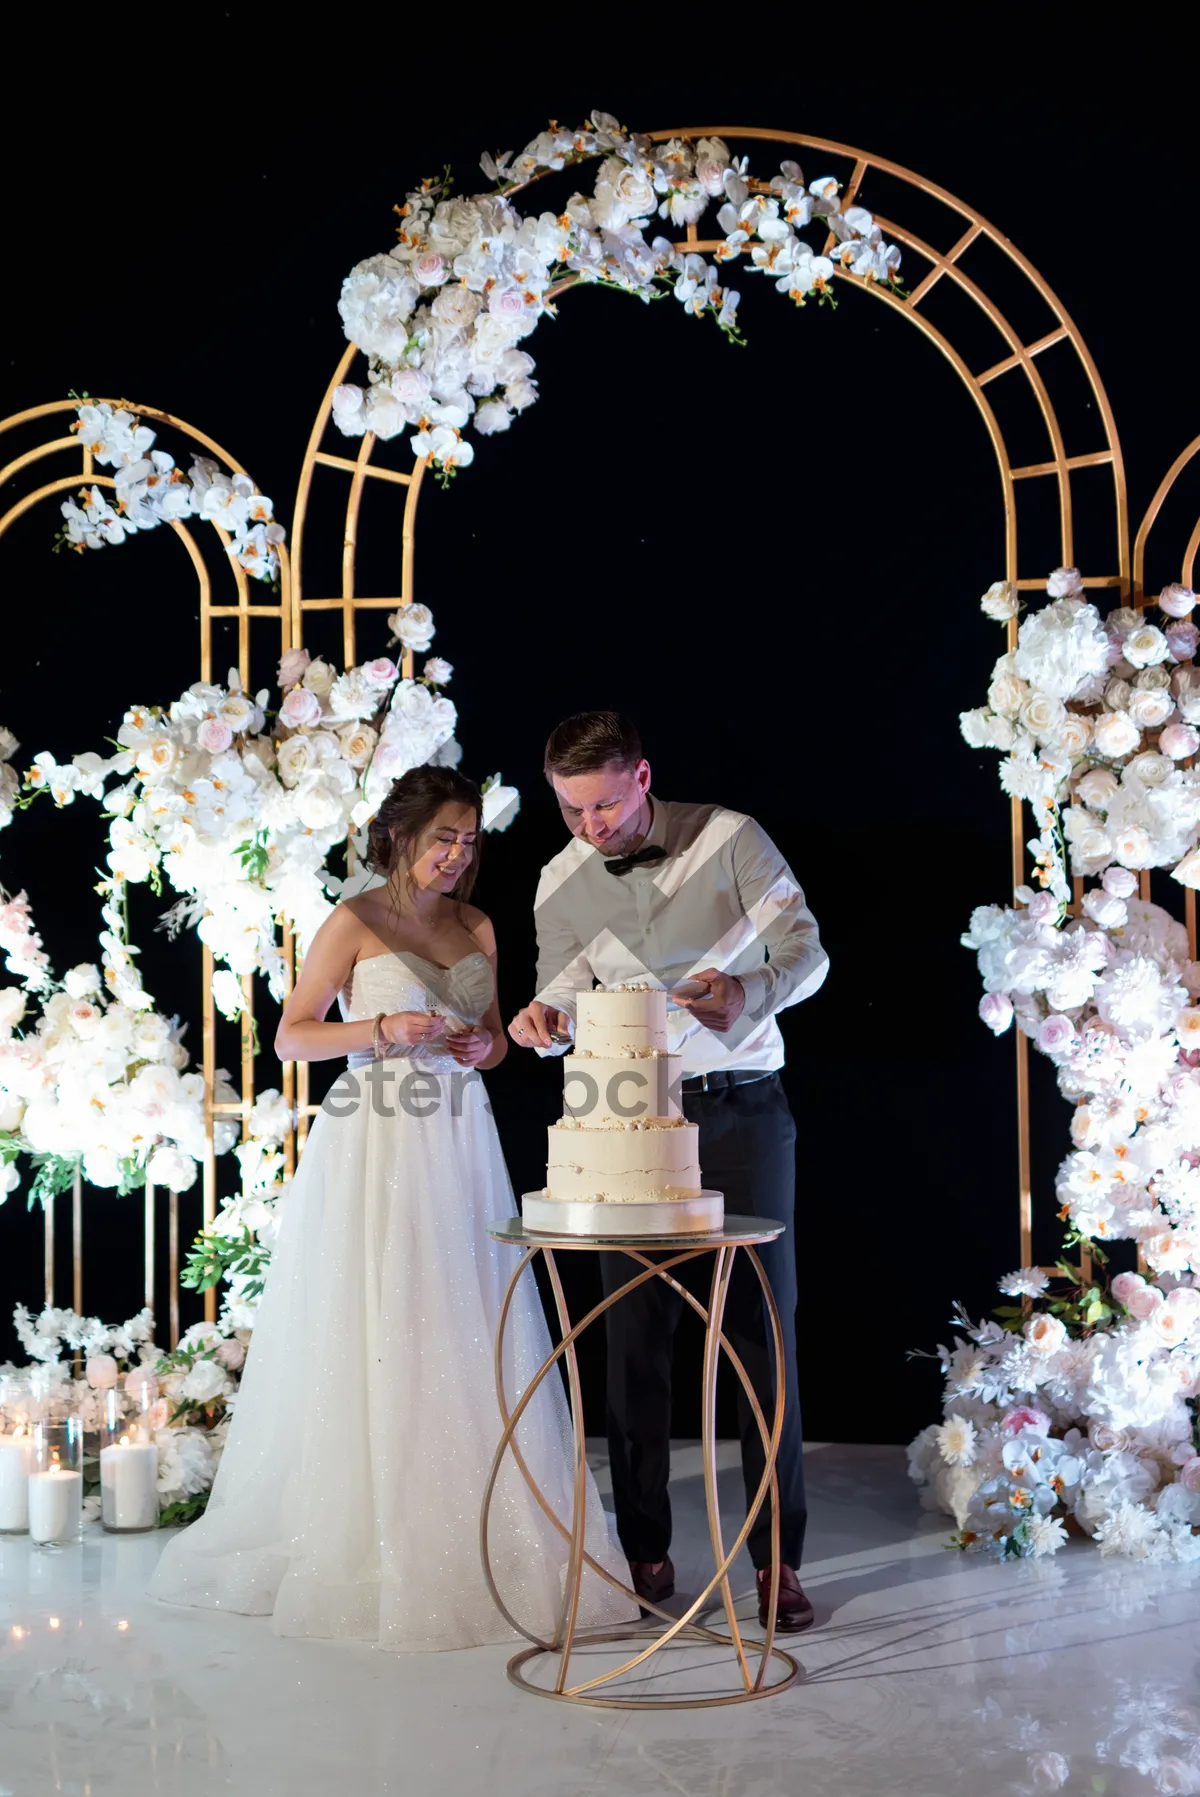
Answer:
[{"left": 604, "top": 844, "right": 668, "bottom": 877}]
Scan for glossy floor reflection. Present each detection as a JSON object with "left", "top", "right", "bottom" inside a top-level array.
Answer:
[{"left": 3, "top": 1443, "right": 1199, "bottom": 1796}]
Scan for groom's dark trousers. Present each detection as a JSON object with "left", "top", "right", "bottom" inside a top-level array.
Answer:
[{"left": 599, "top": 1069, "right": 806, "bottom": 1571}]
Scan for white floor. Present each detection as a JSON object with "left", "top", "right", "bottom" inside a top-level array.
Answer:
[{"left": 3, "top": 1442, "right": 1199, "bottom": 1797}]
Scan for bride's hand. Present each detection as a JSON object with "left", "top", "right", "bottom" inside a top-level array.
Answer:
[
  {"left": 444, "top": 1024, "right": 493, "bottom": 1068},
  {"left": 380, "top": 1011, "right": 444, "bottom": 1048}
]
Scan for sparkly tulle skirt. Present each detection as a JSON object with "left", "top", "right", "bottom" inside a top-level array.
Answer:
[{"left": 148, "top": 1065, "right": 636, "bottom": 1650}]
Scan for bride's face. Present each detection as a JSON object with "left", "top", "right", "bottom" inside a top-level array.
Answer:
[{"left": 403, "top": 802, "right": 479, "bottom": 893}]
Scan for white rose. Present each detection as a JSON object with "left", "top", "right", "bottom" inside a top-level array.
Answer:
[
  {"left": 1082, "top": 889, "right": 1127, "bottom": 929},
  {"left": 1126, "top": 751, "right": 1173, "bottom": 786},
  {"left": 389, "top": 603, "right": 435, "bottom": 652},
  {"left": 423, "top": 657, "right": 453, "bottom": 686},
  {"left": 431, "top": 285, "right": 481, "bottom": 329},
  {"left": 1076, "top": 768, "right": 1119, "bottom": 809},
  {"left": 390, "top": 368, "right": 432, "bottom": 407},
  {"left": 978, "top": 992, "right": 1014, "bottom": 1034},
  {"left": 1127, "top": 687, "right": 1175, "bottom": 730},
  {"left": 0, "top": 726, "right": 18, "bottom": 762},
  {"left": 1047, "top": 713, "right": 1092, "bottom": 758},
  {"left": 1134, "top": 664, "right": 1172, "bottom": 690},
  {"left": 147, "top": 1146, "right": 198, "bottom": 1193},
  {"left": 988, "top": 674, "right": 1026, "bottom": 718},
  {"left": 219, "top": 693, "right": 258, "bottom": 734},
  {"left": 275, "top": 734, "right": 314, "bottom": 788},
  {"left": 336, "top": 722, "right": 378, "bottom": 769},
  {"left": 474, "top": 401, "right": 512, "bottom": 435},
  {"left": 1020, "top": 692, "right": 1066, "bottom": 738},
  {"left": 363, "top": 386, "right": 407, "bottom": 441},
  {"left": 179, "top": 1357, "right": 231, "bottom": 1405},
  {"left": 1025, "top": 1313, "right": 1067, "bottom": 1355},
  {"left": 1105, "top": 677, "right": 1133, "bottom": 710},
  {"left": 1092, "top": 710, "right": 1141, "bottom": 758},
  {"left": 331, "top": 384, "right": 365, "bottom": 435},
  {"left": 295, "top": 781, "right": 343, "bottom": 832},
  {"left": 428, "top": 196, "right": 485, "bottom": 258},
  {"left": 1125, "top": 624, "right": 1171, "bottom": 669},
  {"left": 980, "top": 579, "right": 1019, "bottom": 622},
  {"left": 68, "top": 1000, "right": 101, "bottom": 1037},
  {"left": 1113, "top": 824, "right": 1154, "bottom": 868},
  {"left": 504, "top": 377, "right": 538, "bottom": 412},
  {"left": 1160, "top": 583, "right": 1197, "bottom": 618},
  {"left": 302, "top": 659, "right": 336, "bottom": 699},
  {"left": 62, "top": 963, "right": 101, "bottom": 999},
  {"left": 1046, "top": 567, "right": 1084, "bottom": 598},
  {"left": 85, "top": 1354, "right": 119, "bottom": 1390}
]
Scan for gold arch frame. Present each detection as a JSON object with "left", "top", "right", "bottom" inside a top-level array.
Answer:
[
  {"left": 291, "top": 128, "right": 1132, "bottom": 1269},
  {"left": 0, "top": 400, "right": 295, "bottom": 1341}
]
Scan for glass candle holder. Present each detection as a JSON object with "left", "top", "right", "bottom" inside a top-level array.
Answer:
[
  {"left": 99, "top": 1387, "right": 159, "bottom": 1533},
  {"left": 0, "top": 1374, "right": 33, "bottom": 1535},
  {"left": 29, "top": 1413, "right": 84, "bottom": 1547}
]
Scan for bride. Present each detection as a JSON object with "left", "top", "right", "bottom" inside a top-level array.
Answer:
[{"left": 150, "top": 764, "right": 636, "bottom": 1650}]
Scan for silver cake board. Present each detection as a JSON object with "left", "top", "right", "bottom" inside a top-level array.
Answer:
[{"left": 520, "top": 1191, "right": 725, "bottom": 1237}]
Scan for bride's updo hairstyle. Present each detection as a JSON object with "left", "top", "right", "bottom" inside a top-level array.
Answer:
[{"left": 366, "top": 764, "right": 483, "bottom": 904}]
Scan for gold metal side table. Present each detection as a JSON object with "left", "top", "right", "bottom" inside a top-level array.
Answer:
[{"left": 481, "top": 1216, "right": 801, "bottom": 1710}]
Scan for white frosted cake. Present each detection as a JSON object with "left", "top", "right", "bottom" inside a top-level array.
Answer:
[{"left": 522, "top": 985, "right": 724, "bottom": 1236}]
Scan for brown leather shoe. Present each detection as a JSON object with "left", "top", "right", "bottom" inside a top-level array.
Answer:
[
  {"left": 629, "top": 1556, "right": 675, "bottom": 1609},
  {"left": 756, "top": 1565, "right": 815, "bottom": 1633}
]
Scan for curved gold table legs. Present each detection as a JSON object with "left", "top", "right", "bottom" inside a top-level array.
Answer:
[{"left": 480, "top": 1237, "right": 801, "bottom": 1710}]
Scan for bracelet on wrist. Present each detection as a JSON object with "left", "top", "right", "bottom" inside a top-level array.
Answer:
[{"left": 372, "top": 1012, "right": 387, "bottom": 1061}]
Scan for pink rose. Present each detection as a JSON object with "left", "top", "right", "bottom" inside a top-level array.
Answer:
[
  {"left": 1001, "top": 1406, "right": 1051, "bottom": 1435},
  {"left": 1161, "top": 722, "right": 1200, "bottom": 760},
  {"left": 1160, "top": 583, "right": 1197, "bottom": 619},
  {"left": 277, "top": 647, "right": 311, "bottom": 689},
  {"left": 488, "top": 285, "right": 527, "bottom": 320},
  {"left": 1179, "top": 1455, "right": 1200, "bottom": 1494},
  {"left": 280, "top": 688, "right": 322, "bottom": 730},
  {"left": 979, "top": 992, "right": 1014, "bottom": 1035},
  {"left": 1047, "top": 567, "right": 1084, "bottom": 598},
  {"left": 361, "top": 658, "right": 399, "bottom": 689},
  {"left": 1102, "top": 866, "right": 1138, "bottom": 898},
  {"left": 1111, "top": 1271, "right": 1163, "bottom": 1319},
  {"left": 124, "top": 1366, "right": 158, "bottom": 1404},
  {"left": 85, "top": 1354, "right": 119, "bottom": 1390},
  {"left": 390, "top": 368, "right": 431, "bottom": 406},
  {"left": 414, "top": 252, "right": 448, "bottom": 286},
  {"left": 1166, "top": 622, "right": 1200, "bottom": 662},
  {"left": 1037, "top": 1014, "right": 1075, "bottom": 1056},
  {"left": 146, "top": 1397, "right": 168, "bottom": 1431},
  {"left": 214, "top": 1338, "right": 246, "bottom": 1372},
  {"left": 197, "top": 718, "right": 233, "bottom": 754}
]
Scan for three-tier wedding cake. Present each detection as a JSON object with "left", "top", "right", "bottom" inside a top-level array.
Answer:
[{"left": 521, "top": 985, "right": 725, "bottom": 1236}]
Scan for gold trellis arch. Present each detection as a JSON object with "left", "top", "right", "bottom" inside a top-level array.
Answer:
[
  {"left": 0, "top": 399, "right": 296, "bottom": 1342},
  {"left": 290, "top": 128, "right": 1132, "bottom": 1272}
]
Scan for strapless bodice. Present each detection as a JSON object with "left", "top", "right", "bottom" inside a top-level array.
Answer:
[{"left": 339, "top": 950, "right": 493, "bottom": 1072}]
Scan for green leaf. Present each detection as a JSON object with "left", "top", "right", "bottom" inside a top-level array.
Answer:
[
  {"left": 0, "top": 1133, "right": 22, "bottom": 1166},
  {"left": 116, "top": 1159, "right": 147, "bottom": 1197},
  {"left": 158, "top": 1493, "right": 210, "bottom": 1529},
  {"left": 26, "top": 1153, "right": 80, "bottom": 1212}
]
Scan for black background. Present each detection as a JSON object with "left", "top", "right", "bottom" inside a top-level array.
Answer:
[{"left": 4, "top": 32, "right": 1200, "bottom": 1445}]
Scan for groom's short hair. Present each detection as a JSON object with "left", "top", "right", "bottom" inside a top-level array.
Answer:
[{"left": 544, "top": 712, "right": 643, "bottom": 780}]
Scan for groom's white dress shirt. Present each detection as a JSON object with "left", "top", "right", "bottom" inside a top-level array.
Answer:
[{"left": 533, "top": 797, "right": 828, "bottom": 1076}]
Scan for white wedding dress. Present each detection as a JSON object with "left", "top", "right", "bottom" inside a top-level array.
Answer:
[{"left": 149, "top": 949, "right": 636, "bottom": 1650}]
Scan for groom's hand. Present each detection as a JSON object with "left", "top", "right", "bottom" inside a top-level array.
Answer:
[
  {"left": 509, "top": 1001, "right": 569, "bottom": 1049},
  {"left": 673, "top": 969, "right": 746, "bottom": 1032}
]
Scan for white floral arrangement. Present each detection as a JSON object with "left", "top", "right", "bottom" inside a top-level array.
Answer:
[
  {"left": 0, "top": 882, "right": 235, "bottom": 1207},
  {"left": 910, "top": 571, "right": 1200, "bottom": 1559},
  {"left": 6, "top": 1301, "right": 245, "bottom": 1524},
  {"left": 18, "top": 602, "right": 519, "bottom": 1006},
  {"left": 58, "top": 402, "right": 285, "bottom": 583},
  {"left": 334, "top": 111, "right": 900, "bottom": 476}
]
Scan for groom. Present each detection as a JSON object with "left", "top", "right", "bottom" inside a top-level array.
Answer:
[{"left": 509, "top": 712, "right": 828, "bottom": 1632}]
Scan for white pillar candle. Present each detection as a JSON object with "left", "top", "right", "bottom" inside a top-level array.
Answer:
[
  {"left": 0, "top": 1432, "right": 33, "bottom": 1532},
  {"left": 99, "top": 1438, "right": 159, "bottom": 1531},
  {"left": 28, "top": 1468, "right": 83, "bottom": 1544}
]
